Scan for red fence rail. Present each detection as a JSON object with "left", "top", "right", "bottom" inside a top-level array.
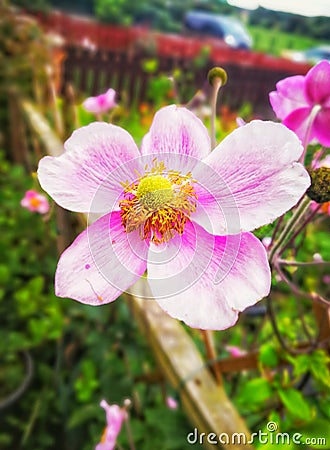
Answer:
[{"left": 37, "top": 11, "right": 311, "bottom": 73}]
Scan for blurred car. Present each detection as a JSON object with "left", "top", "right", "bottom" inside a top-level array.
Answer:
[
  {"left": 184, "top": 11, "right": 253, "bottom": 50},
  {"left": 282, "top": 45, "right": 330, "bottom": 64}
]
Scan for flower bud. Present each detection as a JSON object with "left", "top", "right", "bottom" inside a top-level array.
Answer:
[
  {"left": 207, "top": 67, "right": 228, "bottom": 87},
  {"left": 306, "top": 167, "right": 330, "bottom": 203}
]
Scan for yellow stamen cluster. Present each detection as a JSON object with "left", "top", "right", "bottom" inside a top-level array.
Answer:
[{"left": 119, "top": 161, "right": 197, "bottom": 245}]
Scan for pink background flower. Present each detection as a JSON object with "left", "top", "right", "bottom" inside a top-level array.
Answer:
[
  {"left": 21, "top": 190, "right": 49, "bottom": 214},
  {"left": 38, "top": 105, "right": 310, "bottom": 330},
  {"left": 166, "top": 396, "right": 178, "bottom": 409},
  {"left": 95, "top": 400, "right": 127, "bottom": 450},
  {"left": 83, "top": 88, "right": 117, "bottom": 114},
  {"left": 269, "top": 60, "right": 330, "bottom": 147},
  {"left": 226, "top": 345, "right": 246, "bottom": 358}
]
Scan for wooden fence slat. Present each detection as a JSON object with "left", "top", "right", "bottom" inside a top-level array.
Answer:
[{"left": 21, "top": 98, "right": 255, "bottom": 450}]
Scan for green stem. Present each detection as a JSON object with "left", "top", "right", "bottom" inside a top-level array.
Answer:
[
  {"left": 269, "top": 196, "right": 311, "bottom": 263},
  {"left": 124, "top": 415, "right": 136, "bottom": 450},
  {"left": 210, "top": 78, "right": 222, "bottom": 149}
]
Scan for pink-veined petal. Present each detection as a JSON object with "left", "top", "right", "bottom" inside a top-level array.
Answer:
[
  {"left": 141, "top": 105, "right": 210, "bottom": 171},
  {"left": 38, "top": 122, "right": 141, "bottom": 213},
  {"left": 313, "top": 108, "right": 330, "bottom": 147},
  {"left": 269, "top": 75, "right": 309, "bottom": 119},
  {"left": 147, "top": 221, "right": 270, "bottom": 330},
  {"left": 283, "top": 107, "right": 316, "bottom": 143},
  {"left": 305, "top": 60, "right": 330, "bottom": 105},
  {"left": 192, "top": 121, "right": 310, "bottom": 235},
  {"left": 55, "top": 211, "right": 148, "bottom": 305}
]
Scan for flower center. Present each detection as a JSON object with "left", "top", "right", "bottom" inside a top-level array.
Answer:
[
  {"left": 136, "top": 175, "right": 174, "bottom": 209},
  {"left": 119, "top": 162, "right": 197, "bottom": 245},
  {"left": 29, "top": 197, "right": 41, "bottom": 208}
]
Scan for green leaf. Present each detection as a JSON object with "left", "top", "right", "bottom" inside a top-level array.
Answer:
[
  {"left": 68, "top": 404, "right": 101, "bottom": 429},
  {"left": 238, "top": 378, "right": 273, "bottom": 405},
  {"left": 278, "top": 389, "right": 312, "bottom": 421},
  {"left": 259, "top": 343, "right": 279, "bottom": 368},
  {"left": 296, "top": 419, "right": 330, "bottom": 449}
]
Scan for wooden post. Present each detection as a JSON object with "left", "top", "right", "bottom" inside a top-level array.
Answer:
[{"left": 8, "top": 90, "right": 30, "bottom": 168}]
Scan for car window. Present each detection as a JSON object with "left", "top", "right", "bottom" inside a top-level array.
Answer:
[{"left": 203, "top": 21, "right": 224, "bottom": 38}]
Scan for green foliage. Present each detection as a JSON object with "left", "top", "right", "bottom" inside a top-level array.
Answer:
[
  {"left": 0, "top": 4, "right": 50, "bottom": 95},
  {"left": 287, "top": 351, "right": 330, "bottom": 388},
  {"left": 146, "top": 74, "right": 172, "bottom": 107},
  {"left": 259, "top": 342, "right": 279, "bottom": 368},
  {"left": 248, "top": 25, "right": 326, "bottom": 56},
  {"left": 237, "top": 377, "right": 273, "bottom": 409},
  {"left": 0, "top": 3, "right": 51, "bottom": 151},
  {"left": 278, "top": 388, "right": 312, "bottom": 421}
]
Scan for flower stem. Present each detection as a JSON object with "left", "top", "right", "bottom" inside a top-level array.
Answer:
[
  {"left": 278, "top": 258, "right": 330, "bottom": 267},
  {"left": 210, "top": 78, "right": 222, "bottom": 149},
  {"left": 300, "top": 104, "right": 321, "bottom": 163},
  {"left": 201, "top": 330, "right": 223, "bottom": 386},
  {"left": 269, "top": 196, "right": 311, "bottom": 263},
  {"left": 124, "top": 412, "right": 136, "bottom": 450},
  {"left": 279, "top": 203, "right": 321, "bottom": 255}
]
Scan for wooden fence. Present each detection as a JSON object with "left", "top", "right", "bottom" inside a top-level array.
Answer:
[
  {"left": 61, "top": 44, "right": 309, "bottom": 117},
  {"left": 31, "top": 10, "right": 311, "bottom": 116}
]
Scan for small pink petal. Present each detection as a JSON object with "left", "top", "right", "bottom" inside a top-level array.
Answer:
[
  {"left": 323, "top": 275, "right": 330, "bottom": 284},
  {"left": 305, "top": 61, "right": 330, "bottom": 105},
  {"left": 226, "top": 345, "right": 246, "bottom": 358},
  {"left": 96, "top": 400, "right": 127, "bottom": 450},
  {"left": 283, "top": 107, "right": 315, "bottom": 143},
  {"left": 192, "top": 121, "right": 310, "bottom": 234},
  {"left": 313, "top": 108, "right": 330, "bottom": 147},
  {"left": 141, "top": 105, "right": 210, "bottom": 171},
  {"left": 269, "top": 75, "right": 309, "bottom": 120},
  {"left": 83, "top": 88, "right": 117, "bottom": 114},
  {"left": 166, "top": 396, "right": 178, "bottom": 409},
  {"left": 236, "top": 117, "right": 246, "bottom": 127},
  {"left": 147, "top": 221, "right": 270, "bottom": 330},
  {"left": 55, "top": 211, "right": 148, "bottom": 305},
  {"left": 38, "top": 122, "right": 141, "bottom": 213}
]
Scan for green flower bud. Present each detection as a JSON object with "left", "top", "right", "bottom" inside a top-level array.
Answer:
[{"left": 207, "top": 67, "right": 228, "bottom": 87}]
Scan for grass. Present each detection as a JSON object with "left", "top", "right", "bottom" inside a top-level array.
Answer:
[{"left": 248, "top": 24, "right": 328, "bottom": 56}]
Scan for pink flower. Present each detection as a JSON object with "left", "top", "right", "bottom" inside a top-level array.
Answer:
[
  {"left": 21, "top": 190, "right": 49, "bottom": 214},
  {"left": 83, "top": 88, "right": 117, "bottom": 114},
  {"left": 226, "top": 345, "right": 246, "bottom": 358},
  {"left": 323, "top": 275, "right": 330, "bottom": 284},
  {"left": 269, "top": 60, "right": 330, "bottom": 147},
  {"left": 37, "top": 105, "right": 310, "bottom": 330},
  {"left": 96, "top": 400, "right": 127, "bottom": 450},
  {"left": 166, "top": 396, "right": 178, "bottom": 409}
]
